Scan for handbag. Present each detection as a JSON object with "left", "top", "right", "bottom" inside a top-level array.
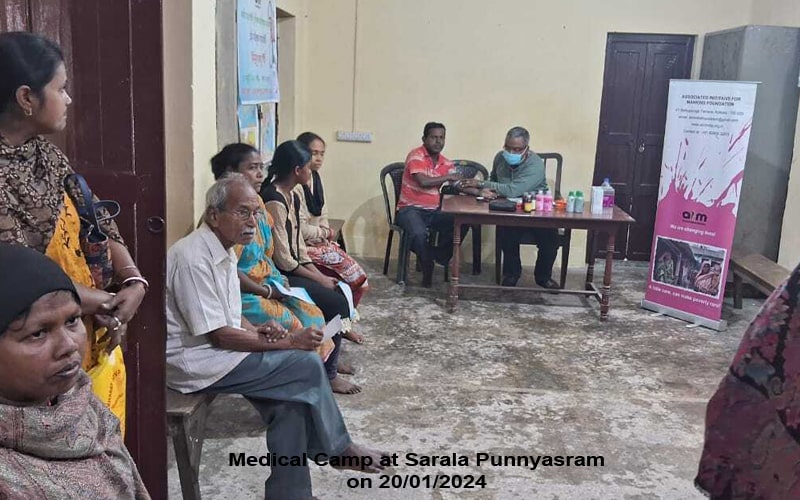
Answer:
[
  {"left": 65, "top": 173, "right": 121, "bottom": 290},
  {"left": 488, "top": 199, "right": 518, "bottom": 212},
  {"left": 87, "top": 345, "right": 127, "bottom": 436}
]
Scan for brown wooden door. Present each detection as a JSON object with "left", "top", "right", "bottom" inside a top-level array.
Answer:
[
  {"left": 593, "top": 33, "right": 694, "bottom": 260},
  {"left": 2, "top": 1, "right": 167, "bottom": 497}
]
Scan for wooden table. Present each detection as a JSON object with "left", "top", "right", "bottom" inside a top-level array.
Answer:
[{"left": 440, "top": 195, "right": 636, "bottom": 319}]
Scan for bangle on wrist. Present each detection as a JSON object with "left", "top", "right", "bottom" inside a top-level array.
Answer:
[
  {"left": 120, "top": 276, "right": 149, "bottom": 291},
  {"left": 265, "top": 285, "right": 273, "bottom": 299}
]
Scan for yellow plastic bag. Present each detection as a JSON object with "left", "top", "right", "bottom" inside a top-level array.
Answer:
[{"left": 87, "top": 345, "right": 127, "bottom": 437}]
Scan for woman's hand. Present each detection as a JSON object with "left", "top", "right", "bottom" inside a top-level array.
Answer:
[
  {"left": 94, "top": 317, "right": 127, "bottom": 353},
  {"left": 325, "top": 227, "right": 337, "bottom": 242},
  {"left": 268, "top": 284, "right": 289, "bottom": 301},
  {"left": 75, "top": 283, "right": 116, "bottom": 316},
  {"left": 100, "top": 283, "right": 146, "bottom": 324},
  {"left": 315, "top": 275, "right": 338, "bottom": 290}
]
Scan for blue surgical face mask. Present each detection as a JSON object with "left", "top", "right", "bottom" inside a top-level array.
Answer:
[{"left": 502, "top": 147, "right": 527, "bottom": 167}]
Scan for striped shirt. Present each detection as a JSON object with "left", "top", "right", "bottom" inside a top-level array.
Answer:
[{"left": 397, "top": 145, "right": 454, "bottom": 210}]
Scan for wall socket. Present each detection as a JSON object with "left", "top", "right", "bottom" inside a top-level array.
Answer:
[{"left": 336, "top": 130, "right": 373, "bottom": 143}]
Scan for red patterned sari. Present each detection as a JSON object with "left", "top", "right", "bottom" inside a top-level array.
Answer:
[{"left": 696, "top": 261, "right": 800, "bottom": 498}]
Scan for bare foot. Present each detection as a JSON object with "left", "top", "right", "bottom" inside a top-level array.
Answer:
[
  {"left": 330, "top": 376, "right": 361, "bottom": 394},
  {"left": 342, "top": 330, "right": 365, "bottom": 344},
  {"left": 337, "top": 361, "right": 356, "bottom": 375},
  {"left": 331, "top": 443, "right": 391, "bottom": 473}
]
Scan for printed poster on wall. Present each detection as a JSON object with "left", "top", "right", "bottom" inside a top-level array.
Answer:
[
  {"left": 259, "top": 103, "right": 276, "bottom": 159},
  {"left": 641, "top": 80, "right": 757, "bottom": 330},
  {"left": 238, "top": 104, "right": 259, "bottom": 147},
  {"left": 237, "top": 0, "right": 279, "bottom": 104}
]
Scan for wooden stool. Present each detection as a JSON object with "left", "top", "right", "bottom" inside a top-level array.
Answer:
[
  {"left": 167, "top": 389, "right": 217, "bottom": 500},
  {"left": 729, "top": 251, "right": 790, "bottom": 309}
]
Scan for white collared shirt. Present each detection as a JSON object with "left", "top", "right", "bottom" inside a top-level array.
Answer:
[{"left": 165, "top": 223, "right": 249, "bottom": 393}]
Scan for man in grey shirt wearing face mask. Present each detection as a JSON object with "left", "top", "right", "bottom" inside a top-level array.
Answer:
[{"left": 462, "top": 126, "right": 560, "bottom": 288}]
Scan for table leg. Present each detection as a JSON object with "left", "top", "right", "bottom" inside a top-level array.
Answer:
[
  {"left": 600, "top": 229, "right": 616, "bottom": 320},
  {"left": 585, "top": 229, "right": 596, "bottom": 288},
  {"left": 447, "top": 220, "right": 463, "bottom": 313},
  {"left": 471, "top": 224, "right": 482, "bottom": 275}
]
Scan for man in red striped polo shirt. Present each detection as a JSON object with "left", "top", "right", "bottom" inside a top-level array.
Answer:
[{"left": 396, "top": 122, "right": 464, "bottom": 287}]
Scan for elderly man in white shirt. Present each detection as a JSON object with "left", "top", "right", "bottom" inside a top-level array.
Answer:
[{"left": 165, "top": 175, "right": 386, "bottom": 499}]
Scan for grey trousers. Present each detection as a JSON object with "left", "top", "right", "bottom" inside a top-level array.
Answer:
[{"left": 203, "top": 350, "right": 352, "bottom": 499}]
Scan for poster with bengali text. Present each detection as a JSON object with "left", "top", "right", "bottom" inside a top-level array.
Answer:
[{"left": 238, "top": 0, "right": 279, "bottom": 104}]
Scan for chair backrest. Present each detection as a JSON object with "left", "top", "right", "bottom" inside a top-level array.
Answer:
[
  {"left": 538, "top": 152, "right": 564, "bottom": 198},
  {"left": 452, "top": 159, "right": 489, "bottom": 181},
  {"left": 379, "top": 162, "right": 406, "bottom": 226}
]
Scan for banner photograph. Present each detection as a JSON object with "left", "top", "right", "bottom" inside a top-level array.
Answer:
[{"left": 642, "top": 80, "right": 758, "bottom": 329}]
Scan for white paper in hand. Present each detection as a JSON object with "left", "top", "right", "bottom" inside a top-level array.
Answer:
[
  {"left": 273, "top": 281, "right": 315, "bottom": 305},
  {"left": 336, "top": 281, "right": 356, "bottom": 319},
  {"left": 321, "top": 314, "right": 343, "bottom": 342}
]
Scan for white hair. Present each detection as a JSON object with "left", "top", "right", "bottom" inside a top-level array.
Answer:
[{"left": 205, "top": 173, "right": 252, "bottom": 212}]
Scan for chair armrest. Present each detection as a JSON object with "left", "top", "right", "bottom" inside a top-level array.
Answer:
[{"left": 328, "top": 218, "right": 346, "bottom": 240}]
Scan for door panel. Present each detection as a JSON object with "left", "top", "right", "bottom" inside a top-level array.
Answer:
[
  {"left": 69, "top": 2, "right": 167, "bottom": 495},
  {"left": 594, "top": 40, "right": 647, "bottom": 258},
  {"left": 1, "top": 1, "right": 167, "bottom": 496},
  {"left": 628, "top": 41, "right": 693, "bottom": 259},
  {"left": 593, "top": 33, "right": 694, "bottom": 260},
  {"left": 0, "top": 0, "right": 28, "bottom": 31}
]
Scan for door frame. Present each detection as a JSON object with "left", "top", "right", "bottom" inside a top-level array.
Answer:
[
  {"left": 591, "top": 32, "right": 695, "bottom": 260},
  {"left": 69, "top": 1, "right": 168, "bottom": 496}
]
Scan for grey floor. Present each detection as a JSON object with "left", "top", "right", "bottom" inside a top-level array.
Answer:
[{"left": 167, "top": 257, "right": 762, "bottom": 499}]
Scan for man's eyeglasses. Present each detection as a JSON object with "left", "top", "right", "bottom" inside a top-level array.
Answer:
[{"left": 223, "top": 207, "right": 264, "bottom": 221}]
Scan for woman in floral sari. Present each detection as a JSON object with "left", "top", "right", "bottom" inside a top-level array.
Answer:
[
  {"left": 210, "top": 144, "right": 336, "bottom": 370},
  {"left": 696, "top": 260, "right": 800, "bottom": 498},
  {"left": 296, "top": 132, "right": 369, "bottom": 344}
]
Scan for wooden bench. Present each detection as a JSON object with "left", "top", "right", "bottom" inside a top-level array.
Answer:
[
  {"left": 167, "top": 389, "right": 217, "bottom": 500},
  {"left": 729, "top": 251, "right": 790, "bottom": 309},
  {"left": 329, "top": 218, "right": 347, "bottom": 252}
]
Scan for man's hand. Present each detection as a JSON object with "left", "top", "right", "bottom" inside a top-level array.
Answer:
[
  {"left": 257, "top": 321, "right": 288, "bottom": 343},
  {"left": 459, "top": 178, "right": 481, "bottom": 189},
  {"left": 480, "top": 188, "right": 498, "bottom": 200},
  {"left": 446, "top": 172, "right": 464, "bottom": 182},
  {"left": 288, "top": 328, "right": 323, "bottom": 351}
]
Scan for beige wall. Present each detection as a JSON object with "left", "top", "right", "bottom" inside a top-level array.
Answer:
[
  {"left": 750, "top": 0, "right": 800, "bottom": 269},
  {"left": 163, "top": 0, "right": 219, "bottom": 245},
  {"left": 165, "top": 0, "right": 799, "bottom": 269},
  {"left": 163, "top": 0, "right": 193, "bottom": 245},
  {"left": 298, "top": 0, "right": 754, "bottom": 264}
]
